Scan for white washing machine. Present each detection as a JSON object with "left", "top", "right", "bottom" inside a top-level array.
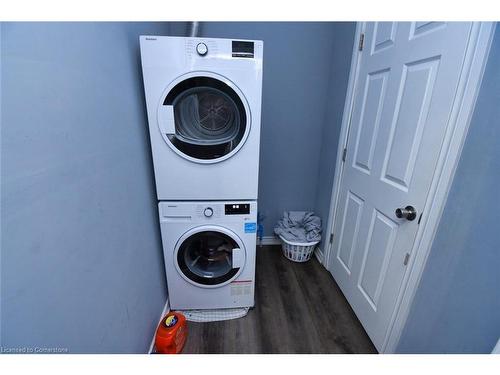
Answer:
[
  {"left": 140, "top": 36, "right": 263, "bottom": 201},
  {"left": 159, "top": 201, "right": 257, "bottom": 310}
]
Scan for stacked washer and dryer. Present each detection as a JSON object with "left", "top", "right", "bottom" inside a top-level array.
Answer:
[{"left": 140, "top": 36, "right": 263, "bottom": 310}]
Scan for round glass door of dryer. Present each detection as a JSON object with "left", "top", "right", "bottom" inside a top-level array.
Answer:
[
  {"left": 175, "top": 228, "right": 246, "bottom": 287},
  {"left": 161, "top": 76, "right": 249, "bottom": 163}
]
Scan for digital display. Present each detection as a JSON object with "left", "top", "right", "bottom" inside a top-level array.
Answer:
[
  {"left": 232, "top": 41, "right": 254, "bottom": 58},
  {"left": 225, "top": 204, "right": 250, "bottom": 215}
]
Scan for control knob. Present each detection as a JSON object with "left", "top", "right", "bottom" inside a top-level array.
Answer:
[
  {"left": 196, "top": 42, "right": 208, "bottom": 56},
  {"left": 203, "top": 207, "right": 214, "bottom": 218}
]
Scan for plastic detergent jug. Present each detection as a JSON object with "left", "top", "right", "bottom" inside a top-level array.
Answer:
[{"left": 154, "top": 312, "right": 187, "bottom": 354}]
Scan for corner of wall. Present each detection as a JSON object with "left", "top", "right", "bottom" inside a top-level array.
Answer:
[{"left": 313, "top": 22, "right": 357, "bottom": 235}]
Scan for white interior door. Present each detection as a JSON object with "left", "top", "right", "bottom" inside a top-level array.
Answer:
[{"left": 328, "top": 22, "right": 474, "bottom": 351}]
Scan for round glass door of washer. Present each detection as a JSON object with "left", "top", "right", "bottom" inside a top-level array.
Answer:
[{"left": 175, "top": 227, "right": 246, "bottom": 287}]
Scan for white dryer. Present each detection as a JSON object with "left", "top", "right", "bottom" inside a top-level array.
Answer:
[
  {"left": 159, "top": 201, "right": 257, "bottom": 310},
  {"left": 140, "top": 36, "right": 263, "bottom": 201}
]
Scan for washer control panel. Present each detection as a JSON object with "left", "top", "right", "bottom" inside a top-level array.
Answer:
[
  {"left": 161, "top": 202, "right": 256, "bottom": 223},
  {"left": 225, "top": 203, "right": 250, "bottom": 215},
  {"left": 195, "top": 204, "right": 221, "bottom": 219}
]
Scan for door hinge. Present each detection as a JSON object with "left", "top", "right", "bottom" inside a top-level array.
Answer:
[
  {"left": 358, "top": 33, "right": 365, "bottom": 51},
  {"left": 403, "top": 253, "right": 410, "bottom": 266},
  {"left": 329, "top": 233, "right": 334, "bottom": 244},
  {"left": 342, "top": 147, "right": 347, "bottom": 162}
]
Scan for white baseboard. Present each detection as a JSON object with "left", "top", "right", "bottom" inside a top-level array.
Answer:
[
  {"left": 258, "top": 236, "right": 281, "bottom": 246},
  {"left": 314, "top": 246, "right": 325, "bottom": 265},
  {"left": 148, "top": 298, "right": 170, "bottom": 354}
]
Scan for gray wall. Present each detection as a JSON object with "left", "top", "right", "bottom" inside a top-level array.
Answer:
[
  {"left": 0, "top": 22, "right": 186, "bottom": 353},
  {"left": 200, "top": 22, "right": 351, "bottom": 236},
  {"left": 314, "top": 23, "right": 357, "bottom": 248},
  {"left": 397, "top": 24, "right": 500, "bottom": 353}
]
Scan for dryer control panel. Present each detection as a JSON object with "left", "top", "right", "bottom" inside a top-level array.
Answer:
[
  {"left": 183, "top": 37, "right": 262, "bottom": 65},
  {"left": 232, "top": 41, "right": 254, "bottom": 58}
]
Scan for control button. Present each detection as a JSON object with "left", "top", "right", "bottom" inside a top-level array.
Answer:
[
  {"left": 203, "top": 207, "right": 213, "bottom": 217},
  {"left": 196, "top": 42, "right": 208, "bottom": 56}
]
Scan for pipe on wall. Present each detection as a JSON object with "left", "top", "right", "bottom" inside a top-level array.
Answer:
[{"left": 187, "top": 22, "right": 200, "bottom": 37}]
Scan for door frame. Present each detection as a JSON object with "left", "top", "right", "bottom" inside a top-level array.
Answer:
[{"left": 322, "top": 22, "right": 496, "bottom": 353}]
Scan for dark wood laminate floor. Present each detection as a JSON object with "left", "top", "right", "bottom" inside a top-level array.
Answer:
[{"left": 183, "top": 245, "right": 377, "bottom": 354}]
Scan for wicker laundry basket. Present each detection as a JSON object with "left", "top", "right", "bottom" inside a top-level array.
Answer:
[{"left": 278, "top": 235, "right": 320, "bottom": 263}]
